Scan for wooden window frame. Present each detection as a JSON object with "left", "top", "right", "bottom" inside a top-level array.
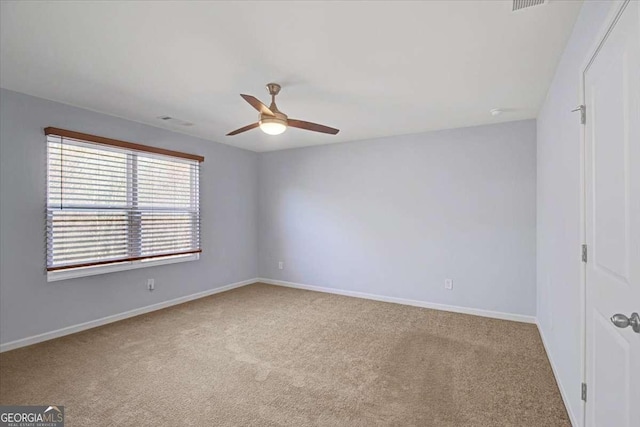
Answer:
[{"left": 45, "top": 128, "right": 203, "bottom": 280}]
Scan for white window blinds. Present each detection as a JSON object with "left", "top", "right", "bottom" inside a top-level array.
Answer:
[{"left": 45, "top": 128, "right": 202, "bottom": 272}]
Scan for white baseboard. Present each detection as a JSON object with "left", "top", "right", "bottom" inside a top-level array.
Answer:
[
  {"left": 0, "top": 278, "right": 258, "bottom": 353},
  {"left": 258, "top": 278, "right": 536, "bottom": 324},
  {"left": 536, "top": 320, "right": 580, "bottom": 427}
]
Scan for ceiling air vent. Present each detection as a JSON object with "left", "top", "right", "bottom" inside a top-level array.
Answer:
[
  {"left": 512, "top": 0, "right": 547, "bottom": 12},
  {"left": 157, "top": 116, "right": 194, "bottom": 127}
]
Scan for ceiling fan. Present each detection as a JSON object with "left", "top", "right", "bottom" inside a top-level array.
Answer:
[{"left": 227, "top": 83, "right": 339, "bottom": 136}]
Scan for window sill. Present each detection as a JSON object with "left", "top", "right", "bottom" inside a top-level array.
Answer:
[{"left": 47, "top": 253, "right": 200, "bottom": 282}]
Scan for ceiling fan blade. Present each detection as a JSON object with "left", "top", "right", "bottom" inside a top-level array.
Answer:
[
  {"left": 240, "top": 94, "right": 275, "bottom": 116},
  {"left": 226, "top": 122, "right": 259, "bottom": 136},
  {"left": 288, "top": 119, "right": 339, "bottom": 135}
]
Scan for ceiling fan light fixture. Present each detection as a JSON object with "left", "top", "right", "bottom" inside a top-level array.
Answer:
[{"left": 259, "top": 117, "right": 287, "bottom": 135}]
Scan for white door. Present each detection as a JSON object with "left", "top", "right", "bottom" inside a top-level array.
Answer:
[{"left": 584, "top": 1, "right": 640, "bottom": 426}]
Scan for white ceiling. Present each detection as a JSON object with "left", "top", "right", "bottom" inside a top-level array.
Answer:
[{"left": 0, "top": 1, "right": 582, "bottom": 152}]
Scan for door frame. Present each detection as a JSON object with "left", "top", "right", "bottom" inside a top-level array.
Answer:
[{"left": 579, "top": 1, "right": 632, "bottom": 426}]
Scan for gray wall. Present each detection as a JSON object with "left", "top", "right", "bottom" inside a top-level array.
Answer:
[
  {"left": 536, "top": 1, "right": 614, "bottom": 424},
  {"left": 258, "top": 119, "right": 537, "bottom": 316},
  {"left": 0, "top": 90, "right": 538, "bottom": 346},
  {"left": 0, "top": 89, "right": 258, "bottom": 345}
]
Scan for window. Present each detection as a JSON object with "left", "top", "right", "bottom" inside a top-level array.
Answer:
[{"left": 45, "top": 128, "right": 203, "bottom": 280}]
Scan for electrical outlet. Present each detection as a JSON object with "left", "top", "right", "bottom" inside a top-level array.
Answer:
[
  {"left": 444, "top": 279, "right": 453, "bottom": 290},
  {"left": 147, "top": 279, "right": 155, "bottom": 291},
  {"left": 278, "top": 261, "right": 284, "bottom": 270}
]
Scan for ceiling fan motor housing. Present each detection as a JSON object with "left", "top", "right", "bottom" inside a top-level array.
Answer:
[{"left": 260, "top": 110, "right": 288, "bottom": 127}]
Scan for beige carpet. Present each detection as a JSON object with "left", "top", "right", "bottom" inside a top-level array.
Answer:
[{"left": 0, "top": 283, "right": 569, "bottom": 426}]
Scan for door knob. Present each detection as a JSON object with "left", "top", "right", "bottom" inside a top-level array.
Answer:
[{"left": 610, "top": 312, "right": 640, "bottom": 333}]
